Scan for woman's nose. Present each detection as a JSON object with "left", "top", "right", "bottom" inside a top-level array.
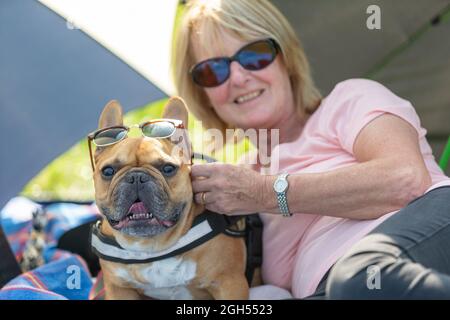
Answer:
[{"left": 228, "top": 61, "right": 251, "bottom": 86}]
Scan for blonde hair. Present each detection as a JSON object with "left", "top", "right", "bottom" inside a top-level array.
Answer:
[{"left": 172, "top": 0, "right": 322, "bottom": 137}]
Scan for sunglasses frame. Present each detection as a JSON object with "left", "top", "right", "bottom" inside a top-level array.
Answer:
[
  {"left": 189, "top": 38, "right": 280, "bottom": 88},
  {"left": 87, "top": 119, "right": 186, "bottom": 171}
]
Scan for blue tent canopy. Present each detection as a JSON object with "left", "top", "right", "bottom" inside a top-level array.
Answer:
[{"left": 0, "top": 0, "right": 167, "bottom": 208}]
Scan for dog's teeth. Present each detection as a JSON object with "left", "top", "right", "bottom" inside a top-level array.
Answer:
[{"left": 127, "top": 212, "right": 154, "bottom": 221}]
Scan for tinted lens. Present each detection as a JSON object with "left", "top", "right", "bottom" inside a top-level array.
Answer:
[
  {"left": 93, "top": 127, "right": 127, "bottom": 146},
  {"left": 192, "top": 58, "right": 230, "bottom": 87},
  {"left": 142, "top": 121, "right": 176, "bottom": 138},
  {"left": 237, "top": 40, "right": 277, "bottom": 71}
]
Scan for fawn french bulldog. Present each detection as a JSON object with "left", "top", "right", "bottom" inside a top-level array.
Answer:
[{"left": 89, "top": 97, "right": 249, "bottom": 299}]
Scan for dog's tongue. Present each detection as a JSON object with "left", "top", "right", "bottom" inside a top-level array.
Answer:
[{"left": 128, "top": 201, "right": 148, "bottom": 214}]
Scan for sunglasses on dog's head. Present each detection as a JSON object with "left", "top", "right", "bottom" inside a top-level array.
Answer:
[
  {"left": 190, "top": 38, "right": 280, "bottom": 88},
  {"left": 87, "top": 119, "right": 185, "bottom": 171}
]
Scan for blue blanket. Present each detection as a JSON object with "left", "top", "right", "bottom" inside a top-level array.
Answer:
[{"left": 0, "top": 197, "right": 100, "bottom": 300}]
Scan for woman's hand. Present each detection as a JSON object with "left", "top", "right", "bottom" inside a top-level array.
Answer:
[{"left": 191, "top": 163, "right": 274, "bottom": 215}]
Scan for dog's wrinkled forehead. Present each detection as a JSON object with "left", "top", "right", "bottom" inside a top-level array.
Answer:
[
  {"left": 136, "top": 137, "right": 181, "bottom": 164},
  {"left": 96, "top": 137, "right": 181, "bottom": 168}
]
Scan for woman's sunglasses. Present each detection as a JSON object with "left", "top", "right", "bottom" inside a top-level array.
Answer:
[
  {"left": 87, "top": 119, "right": 185, "bottom": 171},
  {"left": 190, "top": 38, "right": 280, "bottom": 88}
]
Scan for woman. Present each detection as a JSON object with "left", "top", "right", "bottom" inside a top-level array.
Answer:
[{"left": 172, "top": 0, "right": 450, "bottom": 299}]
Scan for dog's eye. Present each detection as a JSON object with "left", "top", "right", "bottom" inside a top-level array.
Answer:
[
  {"left": 101, "top": 166, "right": 115, "bottom": 178},
  {"left": 161, "top": 164, "right": 178, "bottom": 177}
]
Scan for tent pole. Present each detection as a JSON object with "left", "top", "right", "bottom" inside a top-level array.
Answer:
[{"left": 439, "top": 137, "right": 450, "bottom": 171}]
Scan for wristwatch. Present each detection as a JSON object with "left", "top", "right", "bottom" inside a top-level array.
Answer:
[{"left": 273, "top": 173, "right": 292, "bottom": 217}]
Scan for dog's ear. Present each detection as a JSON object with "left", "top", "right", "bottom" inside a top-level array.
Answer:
[
  {"left": 162, "top": 97, "right": 192, "bottom": 164},
  {"left": 98, "top": 100, "right": 123, "bottom": 129},
  {"left": 162, "top": 97, "right": 189, "bottom": 129}
]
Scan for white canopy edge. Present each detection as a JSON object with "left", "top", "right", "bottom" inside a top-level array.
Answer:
[{"left": 39, "top": 0, "right": 178, "bottom": 96}]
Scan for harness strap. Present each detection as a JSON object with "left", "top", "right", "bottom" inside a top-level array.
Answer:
[{"left": 90, "top": 210, "right": 245, "bottom": 264}]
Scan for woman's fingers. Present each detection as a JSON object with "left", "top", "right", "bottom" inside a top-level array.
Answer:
[
  {"left": 191, "top": 164, "right": 218, "bottom": 206},
  {"left": 194, "top": 191, "right": 213, "bottom": 205},
  {"left": 191, "top": 178, "right": 214, "bottom": 193},
  {"left": 190, "top": 163, "right": 215, "bottom": 178},
  {"left": 190, "top": 162, "right": 262, "bottom": 214}
]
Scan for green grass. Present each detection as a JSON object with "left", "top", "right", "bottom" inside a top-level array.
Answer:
[{"left": 21, "top": 98, "right": 252, "bottom": 202}]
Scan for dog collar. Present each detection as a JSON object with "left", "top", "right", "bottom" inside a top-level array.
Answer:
[{"left": 90, "top": 211, "right": 244, "bottom": 264}]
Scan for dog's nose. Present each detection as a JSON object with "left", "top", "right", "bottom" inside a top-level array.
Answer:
[{"left": 125, "top": 171, "right": 150, "bottom": 184}]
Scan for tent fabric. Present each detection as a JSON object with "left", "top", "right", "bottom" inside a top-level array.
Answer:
[
  {"left": 0, "top": 255, "right": 93, "bottom": 300},
  {"left": 272, "top": 0, "right": 450, "bottom": 92},
  {"left": 0, "top": 196, "right": 99, "bottom": 296},
  {"left": 272, "top": 0, "right": 450, "bottom": 166},
  {"left": 373, "top": 18, "right": 450, "bottom": 138},
  {"left": 0, "top": 0, "right": 172, "bottom": 208},
  {"left": 39, "top": 0, "right": 178, "bottom": 95},
  {"left": 0, "top": 197, "right": 99, "bottom": 264}
]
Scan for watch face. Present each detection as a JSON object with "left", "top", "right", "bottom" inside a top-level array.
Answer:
[{"left": 274, "top": 179, "right": 288, "bottom": 192}]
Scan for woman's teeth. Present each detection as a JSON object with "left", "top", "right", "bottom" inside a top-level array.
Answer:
[{"left": 235, "top": 90, "right": 263, "bottom": 104}]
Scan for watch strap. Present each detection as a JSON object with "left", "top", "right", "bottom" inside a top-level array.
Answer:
[{"left": 276, "top": 173, "right": 292, "bottom": 217}]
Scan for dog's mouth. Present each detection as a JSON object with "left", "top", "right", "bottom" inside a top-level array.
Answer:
[{"left": 107, "top": 200, "right": 179, "bottom": 230}]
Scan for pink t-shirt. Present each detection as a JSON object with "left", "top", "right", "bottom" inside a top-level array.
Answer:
[{"left": 256, "top": 79, "right": 450, "bottom": 298}]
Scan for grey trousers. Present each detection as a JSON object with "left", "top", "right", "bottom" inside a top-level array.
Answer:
[
  {"left": 322, "top": 187, "right": 450, "bottom": 299},
  {"left": 319, "top": 186, "right": 450, "bottom": 299}
]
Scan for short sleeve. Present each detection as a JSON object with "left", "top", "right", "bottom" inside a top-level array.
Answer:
[{"left": 324, "top": 79, "right": 423, "bottom": 155}]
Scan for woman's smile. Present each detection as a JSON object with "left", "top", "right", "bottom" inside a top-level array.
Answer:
[{"left": 234, "top": 89, "right": 265, "bottom": 105}]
